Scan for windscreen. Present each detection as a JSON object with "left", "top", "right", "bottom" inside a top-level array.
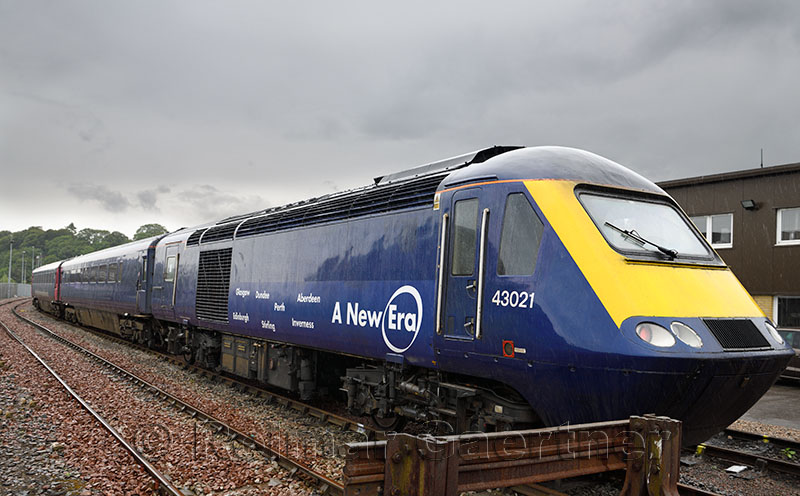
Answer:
[{"left": 581, "top": 193, "right": 711, "bottom": 259}]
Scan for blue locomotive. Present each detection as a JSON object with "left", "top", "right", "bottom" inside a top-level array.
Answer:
[{"left": 32, "top": 146, "right": 794, "bottom": 444}]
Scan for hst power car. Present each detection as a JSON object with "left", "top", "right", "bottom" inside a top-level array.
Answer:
[{"left": 33, "top": 146, "right": 794, "bottom": 444}]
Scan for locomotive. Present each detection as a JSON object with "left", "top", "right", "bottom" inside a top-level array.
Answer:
[{"left": 32, "top": 146, "right": 794, "bottom": 444}]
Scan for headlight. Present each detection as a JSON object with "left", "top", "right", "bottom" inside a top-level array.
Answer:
[
  {"left": 765, "top": 322, "right": 784, "bottom": 345},
  {"left": 670, "top": 322, "right": 703, "bottom": 348},
  {"left": 636, "top": 323, "right": 675, "bottom": 347}
]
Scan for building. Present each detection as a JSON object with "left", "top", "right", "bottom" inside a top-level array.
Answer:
[{"left": 659, "top": 162, "right": 800, "bottom": 328}]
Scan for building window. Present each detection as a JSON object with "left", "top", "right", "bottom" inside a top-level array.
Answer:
[
  {"left": 689, "top": 213, "right": 733, "bottom": 249},
  {"left": 777, "top": 207, "right": 800, "bottom": 246},
  {"left": 776, "top": 296, "right": 800, "bottom": 328}
]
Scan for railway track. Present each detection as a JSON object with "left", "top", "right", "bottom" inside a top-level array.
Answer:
[
  {"left": 0, "top": 299, "right": 184, "bottom": 495},
  {"left": 695, "top": 429, "right": 800, "bottom": 477},
  {"left": 23, "top": 301, "right": 737, "bottom": 496},
  {"left": 27, "top": 304, "right": 377, "bottom": 440},
  {"left": 12, "top": 301, "right": 344, "bottom": 495}
]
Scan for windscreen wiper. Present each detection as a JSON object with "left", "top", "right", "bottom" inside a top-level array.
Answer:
[{"left": 604, "top": 222, "right": 678, "bottom": 259}]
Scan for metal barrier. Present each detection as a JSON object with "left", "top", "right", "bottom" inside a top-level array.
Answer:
[
  {"left": 342, "top": 415, "right": 681, "bottom": 496},
  {"left": 0, "top": 284, "right": 31, "bottom": 298}
]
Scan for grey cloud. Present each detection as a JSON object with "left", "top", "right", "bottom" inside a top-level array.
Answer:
[
  {"left": 137, "top": 186, "right": 171, "bottom": 211},
  {"left": 175, "top": 185, "right": 268, "bottom": 225},
  {"left": 67, "top": 184, "right": 131, "bottom": 213}
]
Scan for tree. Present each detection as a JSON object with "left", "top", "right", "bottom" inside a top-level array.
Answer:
[
  {"left": 103, "top": 231, "right": 130, "bottom": 248},
  {"left": 133, "top": 224, "right": 169, "bottom": 240}
]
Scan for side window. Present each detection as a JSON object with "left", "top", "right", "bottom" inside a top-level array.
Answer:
[
  {"left": 108, "top": 263, "right": 117, "bottom": 283},
  {"left": 164, "top": 256, "right": 177, "bottom": 282},
  {"left": 89, "top": 266, "right": 97, "bottom": 283},
  {"left": 98, "top": 264, "right": 107, "bottom": 283},
  {"left": 498, "top": 193, "right": 545, "bottom": 276},
  {"left": 117, "top": 263, "right": 122, "bottom": 282},
  {"left": 451, "top": 198, "right": 479, "bottom": 276}
]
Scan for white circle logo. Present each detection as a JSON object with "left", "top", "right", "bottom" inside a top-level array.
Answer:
[{"left": 381, "top": 285, "right": 423, "bottom": 353}]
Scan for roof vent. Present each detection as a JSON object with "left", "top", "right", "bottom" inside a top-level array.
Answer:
[
  {"left": 200, "top": 223, "right": 238, "bottom": 243},
  {"left": 186, "top": 229, "right": 206, "bottom": 246},
  {"left": 236, "top": 173, "right": 446, "bottom": 238}
]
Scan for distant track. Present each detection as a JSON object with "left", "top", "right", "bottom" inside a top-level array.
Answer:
[
  {"left": 16, "top": 302, "right": 344, "bottom": 495},
  {"left": 0, "top": 300, "right": 184, "bottom": 496}
]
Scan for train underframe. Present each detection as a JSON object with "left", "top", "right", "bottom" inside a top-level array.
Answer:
[{"left": 35, "top": 299, "right": 538, "bottom": 432}]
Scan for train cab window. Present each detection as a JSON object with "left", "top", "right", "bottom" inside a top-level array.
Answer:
[
  {"left": 108, "top": 263, "right": 117, "bottom": 283},
  {"left": 580, "top": 191, "right": 714, "bottom": 261},
  {"left": 98, "top": 265, "right": 107, "bottom": 283},
  {"left": 164, "top": 256, "right": 177, "bottom": 282},
  {"left": 498, "top": 194, "right": 544, "bottom": 276},
  {"left": 451, "top": 198, "right": 479, "bottom": 276}
]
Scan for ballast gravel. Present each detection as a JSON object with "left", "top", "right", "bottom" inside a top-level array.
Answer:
[{"left": 3, "top": 303, "right": 316, "bottom": 495}]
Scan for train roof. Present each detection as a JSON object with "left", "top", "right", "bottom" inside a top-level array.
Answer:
[
  {"left": 32, "top": 260, "right": 62, "bottom": 274},
  {"left": 186, "top": 146, "right": 663, "bottom": 246},
  {"left": 442, "top": 146, "right": 662, "bottom": 194},
  {"left": 59, "top": 235, "right": 163, "bottom": 268}
]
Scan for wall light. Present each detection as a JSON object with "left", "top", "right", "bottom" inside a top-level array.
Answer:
[{"left": 741, "top": 199, "right": 757, "bottom": 210}]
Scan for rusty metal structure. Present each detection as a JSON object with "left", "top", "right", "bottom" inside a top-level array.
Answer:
[{"left": 343, "top": 415, "right": 684, "bottom": 496}]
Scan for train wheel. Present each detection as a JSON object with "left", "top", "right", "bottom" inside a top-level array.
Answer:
[
  {"left": 181, "top": 346, "right": 195, "bottom": 364},
  {"left": 371, "top": 412, "right": 405, "bottom": 432}
]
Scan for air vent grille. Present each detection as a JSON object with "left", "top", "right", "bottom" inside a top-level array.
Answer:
[
  {"left": 703, "top": 319, "right": 771, "bottom": 350},
  {"left": 236, "top": 173, "right": 445, "bottom": 238},
  {"left": 201, "top": 223, "right": 238, "bottom": 243},
  {"left": 196, "top": 248, "right": 232, "bottom": 323},
  {"left": 186, "top": 229, "right": 206, "bottom": 246}
]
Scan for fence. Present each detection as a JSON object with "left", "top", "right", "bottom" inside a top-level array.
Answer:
[{"left": 0, "top": 284, "right": 31, "bottom": 298}]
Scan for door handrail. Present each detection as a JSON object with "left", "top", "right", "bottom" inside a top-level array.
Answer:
[
  {"left": 475, "top": 208, "right": 489, "bottom": 339},
  {"left": 436, "top": 213, "right": 449, "bottom": 335}
]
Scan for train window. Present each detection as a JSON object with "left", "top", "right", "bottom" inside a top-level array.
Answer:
[
  {"left": 108, "top": 263, "right": 117, "bottom": 283},
  {"left": 117, "top": 263, "right": 122, "bottom": 282},
  {"left": 451, "top": 198, "right": 479, "bottom": 276},
  {"left": 98, "top": 265, "right": 107, "bottom": 283},
  {"left": 164, "top": 256, "right": 177, "bottom": 282},
  {"left": 89, "top": 266, "right": 97, "bottom": 283},
  {"left": 498, "top": 194, "right": 544, "bottom": 276},
  {"left": 581, "top": 193, "right": 711, "bottom": 259},
  {"left": 142, "top": 257, "right": 147, "bottom": 283}
]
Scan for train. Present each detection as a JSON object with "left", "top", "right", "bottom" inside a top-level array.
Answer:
[{"left": 32, "top": 146, "right": 794, "bottom": 444}]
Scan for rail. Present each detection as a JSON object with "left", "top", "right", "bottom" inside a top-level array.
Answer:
[
  {"left": 0, "top": 303, "right": 185, "bottom": 496},
  {"left": 343, "top": 415, "right": 685, "bottom": 496},
  {"left": 13, "top": 303, "right": 344, "bottom": 495}
]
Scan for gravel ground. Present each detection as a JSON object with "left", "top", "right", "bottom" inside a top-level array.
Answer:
[
  {"left": 15, "top": 302, "right": 800, "bottom": 495},
  {"left": 21, "top": 304, "right": 368, "bottom": 480},
  {"left": 680, "top": 454, "right": 800, "bottom": 496},
  {"left": 704, "top": 431, "right": 800, "bottom": 466},
  {"left": 0, "top": 307, "right": 157, "bottom": 494},
  {"left": 3, "top": 304, "right": 316, "bottom": 495},
  {"left": 729, "top": 418, "right": 800, "bottom": 443}
]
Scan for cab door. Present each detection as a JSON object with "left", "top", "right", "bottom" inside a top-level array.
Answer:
[{"left": 440, "top": 189, "right": 490, "bottom": 341}]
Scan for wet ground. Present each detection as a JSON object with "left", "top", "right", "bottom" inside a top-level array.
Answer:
[{"left": 740, "top": 382, "right": 800, "bottom": 430}]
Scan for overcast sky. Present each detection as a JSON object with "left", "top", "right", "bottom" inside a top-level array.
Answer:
[{"left": 2, "top": 1, "right": 799, "bottom": 237}]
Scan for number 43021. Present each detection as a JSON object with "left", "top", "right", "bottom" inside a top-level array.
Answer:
[{"left": 491, "top": 290, "right": 535, "bottom": 308}]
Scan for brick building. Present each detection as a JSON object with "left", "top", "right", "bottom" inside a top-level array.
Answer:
[{"left": 659, "top": 162, "right": 800, "bottom": 328}]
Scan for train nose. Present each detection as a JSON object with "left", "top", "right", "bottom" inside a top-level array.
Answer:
[{"left": 661, "top": 351, "right": 794, "bottom": 445}]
